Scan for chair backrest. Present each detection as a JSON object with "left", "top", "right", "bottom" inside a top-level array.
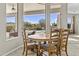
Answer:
[
  {"left": 60, "top": 29, "right": 69, "bottom": 48},
  {"left": 47, "top": 28, "right": 60, "bottom": 48},
  {"left": 50, "top": 28, "right": 60, "bottom": 43},
  {"left": 47, "top": 28, "right": 60, "bottom": 55}
]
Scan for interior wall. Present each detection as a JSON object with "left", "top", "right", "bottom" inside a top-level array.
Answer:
[
  {"left": 60, "top": 3, "right": 67, "bottom": 29},
  {"left": 75, "top": 15, "right": 79, "bottom": 35},
  {"left": 0, "top": 3, "right": 23, "bottom": 55}
]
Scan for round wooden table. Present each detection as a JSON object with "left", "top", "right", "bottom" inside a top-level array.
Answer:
[{"left": 28, "top": 34, "right": 50, "bottom": 56}]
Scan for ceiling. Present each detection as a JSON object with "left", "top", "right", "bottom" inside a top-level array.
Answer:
[
  {"left": 68, "top": 3, "right": 79, "bottom": 14},
  {"left": 6, "top": 3, "right": 17, "bottom": 13},
  {"left": 6, "top": 3, "right": 79, "bottom": 14}
]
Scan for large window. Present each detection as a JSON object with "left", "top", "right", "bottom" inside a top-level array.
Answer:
[
  {"left": 6, "top": 3, "right": 18, "bottom": 39},
  {"left": 23, "top": 3, "right": 46, "bottom": 34},
  {"left": 23, "top": 14, "right": 46, "bottom": 34}
]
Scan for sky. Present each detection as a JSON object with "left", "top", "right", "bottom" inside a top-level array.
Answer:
[
  {"left": 23, "top": 13, "right": 58, "bottom": 24},
  {"left": 6, "top": 13, "right": 71, "bottom": 24},
  {"left": 6, "top": 16, "right": 16, "bottom": 23}
]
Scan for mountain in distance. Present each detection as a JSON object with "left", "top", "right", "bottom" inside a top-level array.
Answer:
[{"left": 7, "top": 22, "right": 15, "bottom": 24}]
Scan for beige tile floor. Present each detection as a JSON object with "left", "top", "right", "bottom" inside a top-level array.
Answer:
[{"left": 7, "top": 35, "right": 79, "bottom": 56}]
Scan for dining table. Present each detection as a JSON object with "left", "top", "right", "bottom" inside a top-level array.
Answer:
[{"left": 28, "top": 34, "right": 50, "bottom": 56}]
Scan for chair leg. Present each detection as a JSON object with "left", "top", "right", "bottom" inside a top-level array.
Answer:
[
  {"left": 25, "top": 42, "right": 28, "bottom": 56},
  {"left": 66, "top": 51, "right": 68, "bottom": 56},
  {"left": 48, "top": 51, "right": 52, "bottom": 56},
  {"left": 22, "top": 43, "right": 25, "bottom": 55},
  {"left": 56, "top": 52, "right": 58, "bottom": 56},
  {"left": 25, "top": 48, "right": 28, "bottom": 56},
  {"left": 22, "top": 46, "right": 25, "bottom": 55},
  {"left": 58, "top": 47, "right": 61, "bottom": 56},
  {"left": 65, "top": 46, "right": 68, "bottom": 56},
  {"left": 40, "top": 49, "right": 44, "bottom": 56},
  {"left": 65, "top": 49, "right": 68, "bottom": 56},
  {"left": 56, "top": 48, "right": 59, "bottom": 56},
  {"left": 59, "top": 49, "right": 61, "bottom": 56}
]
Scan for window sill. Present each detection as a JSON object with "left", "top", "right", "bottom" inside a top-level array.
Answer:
[{"left": 6, "top": 37, "right": 19, "bottom": 41}]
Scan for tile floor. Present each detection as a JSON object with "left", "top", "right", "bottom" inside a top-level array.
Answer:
[{"left": 7, "top": 35, "right": 79, "bottom": 56}]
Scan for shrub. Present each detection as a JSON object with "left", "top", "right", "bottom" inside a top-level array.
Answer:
[{"left": 6, "top": 26, "right": 15, "bottom": 32}]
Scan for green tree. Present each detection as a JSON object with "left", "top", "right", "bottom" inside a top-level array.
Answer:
[
  {"left": 24, "top": 22, "right": 32, "bottom": 29},
  {"left": 52, "top": 22, "right": 57, "bottom": 26},
  {"left": 6, "top": 25, "right": 15, "bottom": 32},
  {"left": 39, "top": 19, "right": 46, "bottom": 29}
]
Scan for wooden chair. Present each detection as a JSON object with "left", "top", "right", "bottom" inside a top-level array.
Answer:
[
  {"left": 59, "top": 29, "right": 69, "bottom": 56},
  {"left": 22, "top": 29, "right": 38, "bottom": 56},
  {"left": 49, "top": 29, "right": 60, "bottom": 56},
  {"left": 40, "top": 29, "right": 60, "bottom": 56}
]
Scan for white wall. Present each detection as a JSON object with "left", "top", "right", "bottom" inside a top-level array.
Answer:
[
  {"left": 60, "top": 3, "right": 67, "bottom": 29},
  {"left": 45, "top": 4, "right": 51, "bottom": 34},
  {"left": 75, "top": 15, "right": 79, "bottom": 35},
  {"left": 0, "top": 3, "right": 23, "bottom": 55},
  {"left": 57, "top": 14, "right": 60, "bottom": 28}
]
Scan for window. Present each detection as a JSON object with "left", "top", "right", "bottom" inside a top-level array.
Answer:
[
  {"left": 23, "top": 3, "right": 46, "bottom": 34},
  {"left": 67, "top": 16, "right": 72, "bottom": 29},
  {"left": 50, "top": 13, "right": 60, "bottom": 28},
  {"left": 6, "top": 3, "right": 18, "bottom": 39},
  {"left": 23, "top": 14, "right": 46, "bottom": 34}
]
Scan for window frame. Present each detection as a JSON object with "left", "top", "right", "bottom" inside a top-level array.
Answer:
[{"left": 6, "top": 3, "right": 18, "bottom": 40}]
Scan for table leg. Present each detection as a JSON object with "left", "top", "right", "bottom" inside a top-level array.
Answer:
[{"left": 37, "top": 42, "right": 41, "bottom": 56}]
